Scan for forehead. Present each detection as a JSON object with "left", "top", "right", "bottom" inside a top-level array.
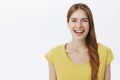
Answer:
[{"left": 70, "top": 9, "right": 88, "bottom": 19}]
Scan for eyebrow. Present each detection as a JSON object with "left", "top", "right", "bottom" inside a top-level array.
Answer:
[
  {"left": 71, "top": 18, "right": 88, "bottom": 20},
  {"left": 82, "top": 18, "right": 88, "bottom": 20}
]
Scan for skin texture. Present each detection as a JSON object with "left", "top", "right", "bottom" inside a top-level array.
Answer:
[
  {"left": 104, "top": 64, "right": 111, "bottom": 80},
  {"left": 49, "top": 63, "right": 57, "bottom": 80},
  {"left": 48, "top": 7, "right": 111, "bottom": 80},
  {"left": 68, "top": 9, "right": 89, "bottom": 41},
  {"left": 66, "top": 9, "right": 90, "bottom": 64}
]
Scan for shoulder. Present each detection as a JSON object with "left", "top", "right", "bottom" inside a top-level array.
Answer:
[
  {"left": 98, "top": 43, "right": 114, "bottom": 59},
  {"left": 98, "top": 43, "right": 112, "bottom": 52},
  {"left": 48, "top": 44, "right": 65, "bottom": 52},
  {"left": 45, "top": 44, "right": 65, "bottom": 65},
  {"left": 98, "top": 43, "right": 114, "bottom": 60},
  {"left": 45, "top": 44, "right": 65, "bottom": 56},
  {"left": 97, "top": 43, "right": 114, "bottom": 66}
]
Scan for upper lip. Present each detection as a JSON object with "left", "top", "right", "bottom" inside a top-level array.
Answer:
[{"left": 74, "top": 29, "right": 84, "bottom": 33}]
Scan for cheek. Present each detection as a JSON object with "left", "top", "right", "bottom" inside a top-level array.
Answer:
[
  {"left": 86, "top": 26, "right": 90, "bottom": 33},
  {"left": 68, "top": 23, "right": 74, "bottom": 29},
  {"left": 83, "top": 23, "right": 89, "bottom": 29},
  {"left": 83, "top": 22, "right": 89, "bottom": 26}
]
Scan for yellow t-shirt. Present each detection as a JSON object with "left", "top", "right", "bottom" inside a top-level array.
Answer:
[{"left": 45, "top": 43, "right": 114, "bottom": 80}]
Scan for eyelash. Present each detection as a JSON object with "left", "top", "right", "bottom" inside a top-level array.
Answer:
[
  {"left": 71, "top": 20, "right": 76, "bottom": 22},
  {"left": 82, "top": 19, "right": 88, "bottom": 22},
  {"left": 71, "top": 19, "right": 88, "bottom": 22}
]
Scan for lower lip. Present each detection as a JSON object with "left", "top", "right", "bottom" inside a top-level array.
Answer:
[{"left": 75, "top": 32, "right": 83, "bottom": 36}]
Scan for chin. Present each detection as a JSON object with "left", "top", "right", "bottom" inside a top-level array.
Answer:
[{"left": 74, "top": 36, "right": 86, "bottom": 41}]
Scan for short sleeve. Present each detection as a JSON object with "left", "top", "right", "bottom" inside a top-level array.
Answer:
[
  {"left": 106, "top": 49, "right": 114, "bottom": 66},
  {"left": 45, "top": 50, "right": 54, "bottom": 65}
]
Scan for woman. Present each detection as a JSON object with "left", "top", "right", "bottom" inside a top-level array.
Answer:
[{"left": 45, "top": 3, "right": 114, "bottom": 80}]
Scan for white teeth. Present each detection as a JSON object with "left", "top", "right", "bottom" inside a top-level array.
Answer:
[
  {"left": 76, "top": 30, "right": 82, "bottom": 32},
  {"left": 75, "top": 30, "right": 84, "bottom": 33}
]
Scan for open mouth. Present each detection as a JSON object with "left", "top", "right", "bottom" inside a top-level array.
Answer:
[{"left": 74, "top": 30, "right": 85, "bottom": 34}]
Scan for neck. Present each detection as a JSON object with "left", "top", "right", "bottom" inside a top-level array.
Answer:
[{"left": 68, "top": 39, "right": 87, "bottom": 50}]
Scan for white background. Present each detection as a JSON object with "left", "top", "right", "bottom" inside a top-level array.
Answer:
[{"left": 0, "top": 0, "right": 120, "bottom": 80}]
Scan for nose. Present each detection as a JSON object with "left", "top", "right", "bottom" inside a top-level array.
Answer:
[{"left": 76, "top": 21, "right": 82, "bottom": 28}]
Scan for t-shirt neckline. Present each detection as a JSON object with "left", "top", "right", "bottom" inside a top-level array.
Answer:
[{"left": 62, "top": 43, "right": 89, "bottom": 65}]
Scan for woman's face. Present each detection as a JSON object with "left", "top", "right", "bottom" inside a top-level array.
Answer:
[{"left": 68, "top": 9, "right": 89, "bottom": 41}]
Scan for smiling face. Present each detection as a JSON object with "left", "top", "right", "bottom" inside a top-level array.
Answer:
[{"left": 68, "top": 9, "right": 89, "bottom": 41}]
